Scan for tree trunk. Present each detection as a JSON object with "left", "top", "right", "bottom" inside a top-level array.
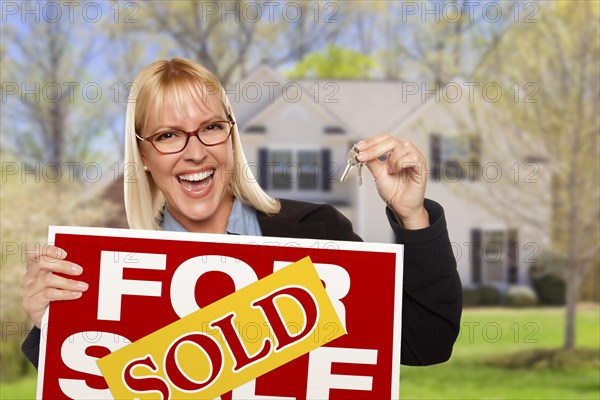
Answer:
[{"left": 564, "top": 262, "right": 577, "bottom": 349}]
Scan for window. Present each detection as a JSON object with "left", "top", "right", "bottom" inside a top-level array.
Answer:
[
  {"left": 470, "top": 228, "right": 519, "bottom": 285},
  {"left": 245, "top": 125, "right": 266, "bottom": 134},
  {"left": 258, "top": 148, "right": 332, "bottom": 191},
  {"left": 298, "top": 151, "right": 319, "bottom": 190},
  {"left": 430, "top": 133, "right": 481, "bottom": 181},
  {"left": 323, "top": 126, "right": 346, "bottom": 134},
  {"left": 483, "top": 231, "right": 505, "bottom": 283},
  {"left": 268, "top": 150, "right": 292, "bottom": 189}
]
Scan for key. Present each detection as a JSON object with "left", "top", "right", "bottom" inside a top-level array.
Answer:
[
  {"left": 340, "top": 147, "right": 359, "bottom": 182},
  {"left": 357, "top": 162, "right": 363, "bottom": 186}
]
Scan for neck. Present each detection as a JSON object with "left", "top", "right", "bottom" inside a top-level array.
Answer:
[{"left": 166, "top": 195, "right": 234, "bottom": 234}]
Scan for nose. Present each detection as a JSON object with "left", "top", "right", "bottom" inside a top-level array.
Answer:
[{"left": 181, "top": 134, "right": 208, "bottom": 162}]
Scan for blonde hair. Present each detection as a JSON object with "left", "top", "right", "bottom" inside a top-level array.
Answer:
[{"left": 124, "top": 58, "right": 280, "bottom": 230}]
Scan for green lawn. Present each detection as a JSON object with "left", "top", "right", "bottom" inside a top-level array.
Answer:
[
  {"left": 0, "top": 376, "right": 37, "bottom": 400},
  {"left": 1, "top": 306, "right": 598, "bottom": 399},
  {"left": 400, "top": 305, "right": 600, "bottom": 400}
]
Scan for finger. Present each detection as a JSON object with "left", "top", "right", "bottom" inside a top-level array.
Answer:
[
  {"left": 388, "top": 148, "right": 426, "bottom": 173},
  {"left": 24, "top": 273, "right": 89, "bottom": 298},
  {"left": 355, "top": 133, "right": 398, "bottom": 162},
  {"left": 23, "top": 287, "right": 83, "bottom": 327},
  {"left": 358, "top": 137, "right": 407, "bottom": 178},
  {"left": 355, "top": 133, "right": 392, "bottom": 151},
  {"left": 24, "top": 257, "right": 83, "bottom": 280},
  {"left": 21, "top": 261, "right": 84, "bottom": 297},
  {"left": 42, "top": 287, "right": 84, "bottom": 301},
  {"left": 26, "top": 245, "right": 67, "bottom": 265},
  {"left": 26, "top": 288, "right": 83, "bottom": 309},
  {"left": 23, "top": 280, "right": 85, "bottom": 309}
]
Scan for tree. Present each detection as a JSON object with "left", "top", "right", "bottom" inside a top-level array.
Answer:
[
  {"left": 286, "top": 44, "right": 377, "bottom": 79},
  {"left": 472, "top": 1, "right": 599, "bottom": 349},
  {"left": 131, "top": 1, "right": 347, "bottom": 84},
  {"left": 2, "top": 7, "right": 116, "bottom": 167},
  {"left": 0, "top": 162, "right": 120, "bottom": 380},
  {"left": 379, "top": 0, "right": 515, "bottom": 84}
]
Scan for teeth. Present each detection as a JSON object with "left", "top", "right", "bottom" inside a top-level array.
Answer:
[{"left": 178, "top": 170, "right": 214, "bottom": 182}]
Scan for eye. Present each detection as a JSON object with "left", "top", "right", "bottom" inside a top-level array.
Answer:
[
  {"left": 154, "top": 131, "right": 182, "bottom": 141},
  {"left": 203, "top": 122, "right": 226, "bottom": 132}
]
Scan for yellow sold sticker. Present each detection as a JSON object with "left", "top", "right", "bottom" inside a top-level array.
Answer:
[{"left": 97, "top": 256, "right": 346, "bottom": 399}]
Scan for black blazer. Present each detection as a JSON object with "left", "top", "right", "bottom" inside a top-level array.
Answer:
[
  {"left": 257, "top": 198, "right": 462, "bottom": 366},
  {"left": 22, "top": 198, "right": 461, "bottom": 367}
]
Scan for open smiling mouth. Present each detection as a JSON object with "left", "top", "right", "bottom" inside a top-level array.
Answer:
[{"left": 177, "top": 170, "right": 214, "bottom": 192}]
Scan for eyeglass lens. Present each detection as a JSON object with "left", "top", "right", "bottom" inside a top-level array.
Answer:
[{"left": 152, "top": 121, "right": 231, "bottom": 153}]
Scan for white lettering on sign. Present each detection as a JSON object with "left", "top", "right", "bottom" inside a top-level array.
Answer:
[
  {"left": 306, "top": 347, "right": 378, "bottom": 397},
  {"left": 170, "top": 255, "right": 258, "bottom": 318},
  {"left": 59, "top": 331, "right": 130, "bottom": 399},
  {"left": 98, "top": 251, "right": 166, "bottom": 321}
]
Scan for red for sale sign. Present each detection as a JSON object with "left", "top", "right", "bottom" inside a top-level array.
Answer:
[{"left": 37, "top": 226, "right": 403, "bottom": 399}]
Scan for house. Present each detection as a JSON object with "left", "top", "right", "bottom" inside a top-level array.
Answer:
[{"left": 228, "top": 66, "right": 552, "bottom": 289}]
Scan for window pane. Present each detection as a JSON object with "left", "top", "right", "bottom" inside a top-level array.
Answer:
[
  {"left": 483, "top": 231, "right": 506, "bottom": 283},
  {"left": 270, "top": 150, "right": 292, "bottom": 190},
  {"left": 298, "top": 151, "right": 319, "bottom": 190},
  {"left": 436, "top": 135, "right": 480, "bottom": 181}
]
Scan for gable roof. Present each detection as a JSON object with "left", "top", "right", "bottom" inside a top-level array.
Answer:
[
  {"left": 296, "top": 80, "right": 430, "bottom": 137},
  {"left": 229, "top": 65, "right": 285, "bottom": 126},
  {"left": 240, "top": 79, "right": 355, "bottom": 135}
]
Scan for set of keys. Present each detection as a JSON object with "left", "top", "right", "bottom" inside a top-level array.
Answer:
[{"left": 340, "top": 145, "right": 364, "bottom": 185}]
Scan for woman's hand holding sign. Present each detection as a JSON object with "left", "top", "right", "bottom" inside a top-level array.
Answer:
[{"left": 21, "top": 245, "right": 87, "bottom": 328}]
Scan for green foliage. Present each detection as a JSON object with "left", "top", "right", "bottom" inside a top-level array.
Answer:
[
  {"left": 0, "top": 167, "right": 121, "bottom": 382},
  {"left": 286, "top": 44, "right": 376, "bottom": 79},
  {"left": 532, "top": 275, "right": 566, "bottom": 305},
  {"left": 505, "top": 286, "right": 539, "bottom": 308},
  {"left": 529, "top": 251, "right": 567, "bottom": 305},
  {"left": 462, "top": 287, "right": 480, "bottom": 307},
  {"left": 477, "top": 285, "right": 501, "bottom": 306},
  {"left": 0, "top": 341, "right": 33, "bottom": 382}
]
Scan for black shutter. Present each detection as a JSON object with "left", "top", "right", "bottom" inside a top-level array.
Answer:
[
  {"left": 471, "top": 228, "right": 482, "bottom": 284},
  {"left": 507, "top": 229, "right": 518, "bottom": 284},
  {"left": 321, "top": 149, "right": 331, "bottom": 192},
  {"left": 258, "top": 148, "right": 268, "bottom": 189},
  {"left": 469, "top": 136, "right": 482, "bottom": 181},
  {"left": 430, "top": 133, "right": 442, "bottom": 181}
]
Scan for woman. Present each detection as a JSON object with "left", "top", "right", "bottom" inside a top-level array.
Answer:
[{"left": 21, "top": 58, "right": 462, "bottom": 368}]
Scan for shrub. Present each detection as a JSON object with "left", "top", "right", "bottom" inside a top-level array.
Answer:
[
  {"left": 462, "top": 287, "right": 480, "bottom": 307},
  {"left": 529, "top": 251, "right": 566, "bottom": 305},
  {"left": 506, "top": 285, "right": 539, "bottom": 308},
  {"left": 531, "top": 274, "right": 566, "bottom": 305},
  {"left": 477, "top": 285, "right": 501, "bottom": 305}
]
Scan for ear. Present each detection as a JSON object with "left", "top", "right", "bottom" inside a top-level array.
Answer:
[{"left": 139, "top": 147, "right": 149, "bottom": 168}]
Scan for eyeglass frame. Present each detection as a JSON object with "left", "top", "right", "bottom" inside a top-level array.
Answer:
[{"left": 135, "top": 116, "right": 235, "bottom": 154}]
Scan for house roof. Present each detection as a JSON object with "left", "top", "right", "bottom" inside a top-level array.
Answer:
[
  {"left": 229, "top": 65, "right": 284, "bottom": 126},
  {"left": 231, "top": 64, "right": 435, "bottom": 139},
  {"left": 295, "top": 80, "right": 431, "bottom": 138},
  {"left": 239, "top": 78, "right": 355, "bottom": 136}
]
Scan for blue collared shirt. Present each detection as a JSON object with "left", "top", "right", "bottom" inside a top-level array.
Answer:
[{"left": 162, "top": 198, "right": 263, "bottom": 236}]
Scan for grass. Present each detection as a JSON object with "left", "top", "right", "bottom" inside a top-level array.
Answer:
[
  {"left": 0, "top": 376, "right": 36, "bottom": 400},
  {"left": 1, "top": 305, "right": 598, "bottom": 399},
  {"left": 400, "top": 304, "right": 600, "bottom": 400}
]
